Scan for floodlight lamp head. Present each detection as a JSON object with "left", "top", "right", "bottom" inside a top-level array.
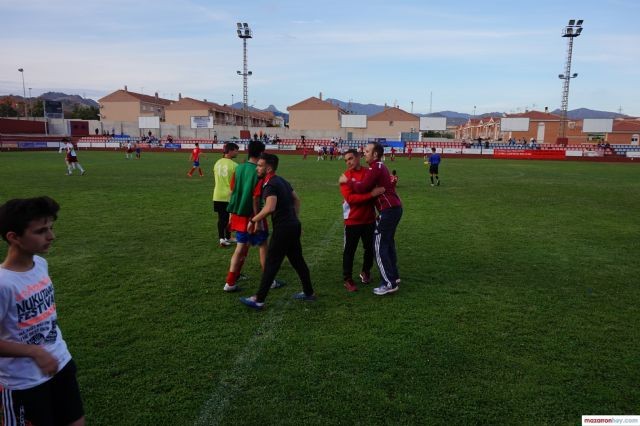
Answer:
[
  {"left": 237, "top": 71, "right": 241, "bottom": 75},
  {"left": 572, "top": 73, "right": 578, "bottom": 78},
  {"left": 248, "top": 71, "right": 252, "bottom": 76},
  {"left": 559, "top": 74, "right": 565, "bottom": 79},
  {"left": 243, "top": 23, "right": 248, "bottom": 28},
  {"left": 237, "top": 30, "right": 242, "bottom": 36},
  {"left": 576, "top": 27, "right": 583, "bottom": 35},
  {"left": 237, "top": 23, "right": 242, "bottom": 29},
  {"left": 576, "top": 19, "right": 583, "bottom": 26},
  {"left": 18, "top": 68, "right": 23, "bottom": 72},
  {"left": 568, "top": 19, "right": 575, "bottom": 26},
  {"left": 566, "top": 27, "right": 573, "bottom": 35}
]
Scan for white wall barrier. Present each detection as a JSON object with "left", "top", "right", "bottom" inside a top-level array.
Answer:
[
  {"left": 566, "top": 150, "right": 584, "bottom": 157},
  {"left": 443, "top": 148, "right": 462, "bottom": 154}
]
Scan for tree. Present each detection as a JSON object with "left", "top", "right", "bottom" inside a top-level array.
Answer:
[
  {"left": 69, "top": 105, "right": 100, "bottom": 120},
  {"left": 31, "top": 100, "right": 44, "bottom": 117},
  {"left": 0, "top": 100, "right": 18, "bottom": 117}
]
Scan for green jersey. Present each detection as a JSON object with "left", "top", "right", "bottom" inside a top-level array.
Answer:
[{"left": 227, "top": 161, "right": 258, "bottom": 216}]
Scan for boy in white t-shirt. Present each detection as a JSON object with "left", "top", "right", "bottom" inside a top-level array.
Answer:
[{"left": 0, "top": 196, "right": 85, "bottom": 426}]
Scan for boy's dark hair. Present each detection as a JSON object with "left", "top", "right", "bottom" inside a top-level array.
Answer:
[
  {"left": 368, "top": 142, "right": 384, "bottom": 160},
  {"left": 195, "top": 143, "right": 199, "bottom": 147},
  {"left": 392, "top": 169, "right": 397, "bottom": 175},
  {"left": 260, "top": 153, "right": 279, "bottom": 172},
  {"left": 224, "top": 142, "right": 239, "bottom": 154},
  {"left": 0, "top": 196, "right": 60, "bottom": 242},
  {"left": 344, "top": 149, "right": 359, "bottom": 157},
  {"left": 431, "top": 147, "right": 436, "bottom": 152},
  {"left": 248, "top": 140, "right": 266, "bottom": 159}
]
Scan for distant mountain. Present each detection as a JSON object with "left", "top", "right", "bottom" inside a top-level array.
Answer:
[
  {"left": 551, "top": 108, "right": 628, "bottom": 119},
  {"left": 231, "top": 102, "right": 289, "bottom": 121},
  {"left": 38, "top": 92, "right": 98, "bottom": 108},
  {"left": 326, "top": 98, "right": 385, "bottom": 116}
]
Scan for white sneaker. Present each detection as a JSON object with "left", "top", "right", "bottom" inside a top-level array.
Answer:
[
  {"left": 219, "top": 238, "right": 231, "bottom": 247},
  {"left": 223, "top": 283, "right": 241, "bottom": 292}
]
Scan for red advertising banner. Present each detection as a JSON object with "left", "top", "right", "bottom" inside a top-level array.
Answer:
[{"left": 493, "top": 149, "right": 566, "bottom": 160}]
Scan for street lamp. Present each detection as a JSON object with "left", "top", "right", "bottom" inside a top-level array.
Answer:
[
  {"left": 18, "top": 68, "right": 27, "bottom": 118},
  {"left": 236, "top": 22, "right": 253, "bottom": 130},
  {"left": 558, "top": 19, "right": 584, "bottom": 142}
]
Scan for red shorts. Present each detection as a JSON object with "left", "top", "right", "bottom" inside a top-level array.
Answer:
[
  {"left": 230, "top": 214, "right": 250, "bottom": 233},
  {"left": 229, "top": 214, "right": 268, "bottom": 233}
]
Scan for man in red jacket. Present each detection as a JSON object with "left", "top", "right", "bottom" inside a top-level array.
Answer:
[
  {"left": 339, "top": 142, "right": 403, "bottom": 296},
  {"left": 340, "top": 149, "right": 385, "bottom": 292}
]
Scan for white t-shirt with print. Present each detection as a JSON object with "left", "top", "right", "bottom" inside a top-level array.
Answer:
[{"left": 0, "top": 256, "right": 71, "bottom": 390}]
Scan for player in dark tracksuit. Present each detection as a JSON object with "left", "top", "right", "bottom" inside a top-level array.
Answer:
[
  {"left": 339, "top": 142, "right": 402, "bottom": 296},
  {"left": 239, "top": 153, "right": 315, "bottom": 310}
]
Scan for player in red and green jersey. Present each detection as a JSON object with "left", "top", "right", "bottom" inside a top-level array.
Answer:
[{"left": 223, "top": 141, "right": 284, "bottom": 292}]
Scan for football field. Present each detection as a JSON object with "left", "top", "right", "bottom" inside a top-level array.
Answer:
[{"left": 0, "top": 150, "right": 639, "bottom": 425}]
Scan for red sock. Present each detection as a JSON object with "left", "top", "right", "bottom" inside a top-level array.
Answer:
[
  {"left": 188, "top": 167, "right": 195, "bottom": 176},
  {"left": 198, "top": 168, "right": 203, "bottom": 176},
  {"left": 226, "top": 271, "right": 237, "bottom": 286}
]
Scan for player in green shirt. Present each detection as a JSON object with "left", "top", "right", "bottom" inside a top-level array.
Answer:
[{"left": 213, "top": 143, "right": 239, "bottom": 246}]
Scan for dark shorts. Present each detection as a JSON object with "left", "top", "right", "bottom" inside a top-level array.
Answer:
[
  {"left": 193, "top": 161, "right": 200, "bottom": 167},
  {"left": 429, "top": 164, "right": 439, "bottom": 174},
  {"left": 67, "top": 156, "right": 78, "bottom": 163},
  {"left": 236, "top": 230, "right": 268, "bottom": 246},
  {"left": 1, "top": 359, "right": 84, "bottom": 426}
]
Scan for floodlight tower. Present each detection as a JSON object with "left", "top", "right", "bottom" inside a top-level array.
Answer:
[
  {"left": 18, "top": 68, "right": 27, "bottom": 117},
  {"left": 558, "top": 19, "right": 583, "bottom": 142},
  {"left": 236, "top": 22, "right": 253, "bottom": 130}
]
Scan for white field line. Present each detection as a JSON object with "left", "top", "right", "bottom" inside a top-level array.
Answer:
[{"left": 194, "top": 217, "right": 342, "bottom": 426}]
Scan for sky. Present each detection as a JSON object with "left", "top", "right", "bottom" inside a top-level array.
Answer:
[{"left": 1, "top": 0, "right": 639, "bottom": 116}]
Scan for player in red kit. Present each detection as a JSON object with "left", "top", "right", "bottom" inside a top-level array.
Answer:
[
  {"left": 187, "top": 143, "right": 204, "bottom": 177},
  {"left": 339, "top": 142, "right": 403, "bottom": 296},
  {"left": 340, "top": 150, "right": 385, "bottom": 292}
]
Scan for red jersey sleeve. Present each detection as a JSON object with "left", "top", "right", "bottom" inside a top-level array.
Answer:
[
  {"left": 349, "top": 163, "right": 381, "bottom": 193},
  {"left": 340, "top": 183, "right": 372, "bottom": 204}
]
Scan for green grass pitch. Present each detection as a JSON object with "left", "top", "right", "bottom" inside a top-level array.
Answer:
[{"left": 0, "top": 150, "right": 639, "bottom": 425}]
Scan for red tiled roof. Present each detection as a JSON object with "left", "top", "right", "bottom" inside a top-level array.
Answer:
[
  {"left": 99, "top": 89, "right": 174, "bottom": 106},
  {"left": 506, "top": 110, "right": 562, "bottom": 120},
  {"left": 165, "top": 97, "right": 273, "bottom": 121},
  {"left": 287, "top": 97, "right": 342, "bottom": 111},
  {"left": 368, "top": 107, "right": 418, "bottom": 122}
]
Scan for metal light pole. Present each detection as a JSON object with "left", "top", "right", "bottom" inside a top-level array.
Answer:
[
  {"left": 236, "top": 22, "right": 253, "bottom": 130},
  {"left": 18, "top": 68, "right": 27, "bottom": 118},
  {"left": 28, "top": 88, "right": 32, "bottom": 118},
  {"left": 558, "top": 19, "right": 583, "bottom": 143}
]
